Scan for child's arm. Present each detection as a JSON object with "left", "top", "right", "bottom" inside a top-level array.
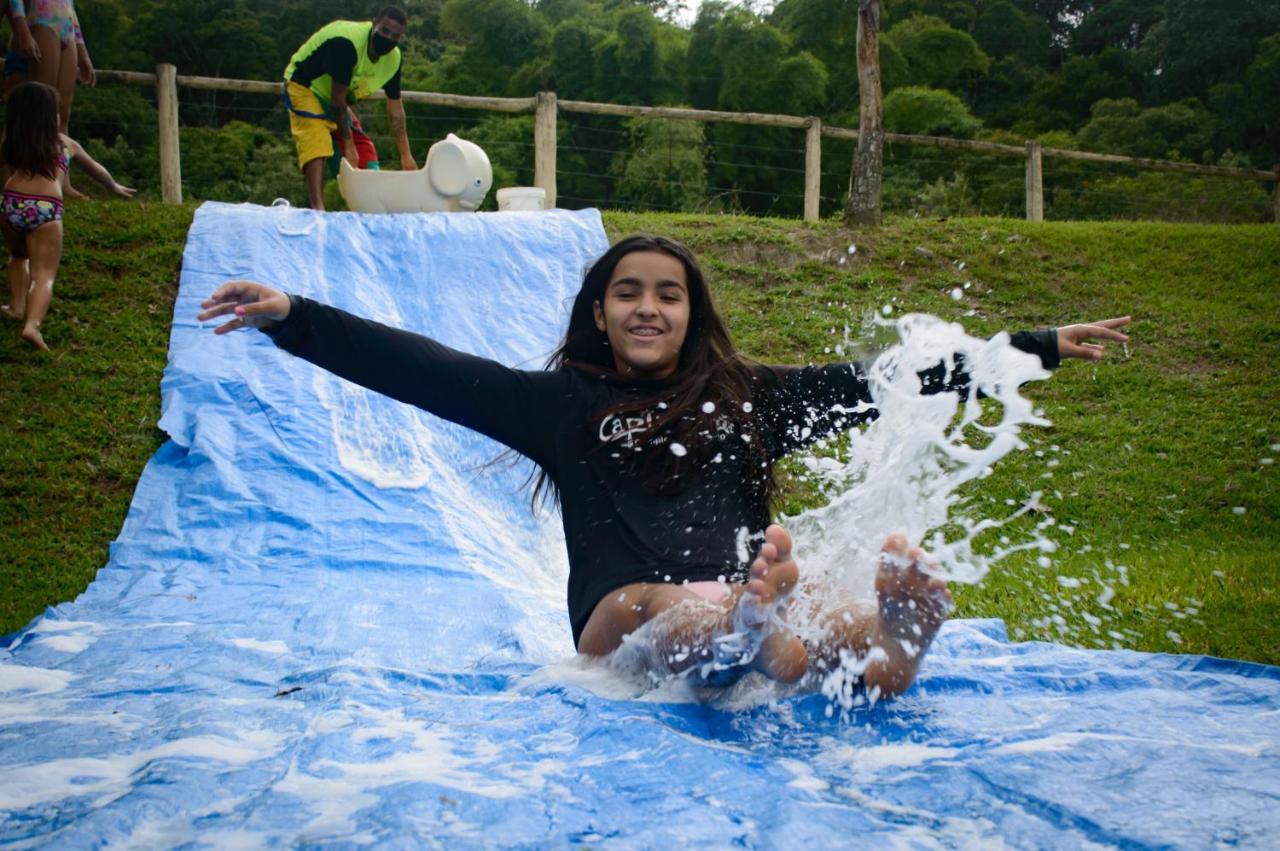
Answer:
[
  {"left": 61, "top": 135, "right": 135, "bottom": 199},
  {"left": 7, "top": 3, "right": 41, "bottom": 62},
  {"left": 71, "top": 8, "right": 94, "bottom": 85}
]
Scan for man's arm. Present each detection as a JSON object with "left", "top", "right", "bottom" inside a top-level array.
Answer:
[
  {"left": 382, "top": 66, "right": 416, "bottom": 170},
  {"left": 329, "top": 82, "right": 357, "bottom": 165},
  {"left": 386, "top": 98, "right": 416, "bottom": 170}
]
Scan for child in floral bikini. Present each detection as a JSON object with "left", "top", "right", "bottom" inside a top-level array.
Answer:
[{"left": 1, "top": 80, "right": 133, "bottom": 349}]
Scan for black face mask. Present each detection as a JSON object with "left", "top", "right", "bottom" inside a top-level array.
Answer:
[{"left": 370, "top": 33, "right": 397, "bottom": 58}]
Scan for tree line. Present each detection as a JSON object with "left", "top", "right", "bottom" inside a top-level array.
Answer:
[{"left": 51, "top": 0, "right": 1280, "bottom": 219}]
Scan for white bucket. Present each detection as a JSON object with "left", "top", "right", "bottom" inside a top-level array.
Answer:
[{"left": 496, "top": 187, "right": 547, "bottom": 212}]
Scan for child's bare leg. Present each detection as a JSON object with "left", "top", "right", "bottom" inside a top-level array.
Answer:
[
  {"left": 4, "top": 259, "right": 29, "bottom": 319},
  {"left": 2, "top": 220, "right": 29, "bottom": 319},
  {"left": 20, "top": 221, "right": 62, "bottom": 350},
  {"left": 53, "top": 35, "right": 78, "bottom": 135},
  {"left": 807, "top": 534, "right": 951, "bottom": 699},
  {"left": 578, "top": 525, "right": 809, "bottom": 685}
]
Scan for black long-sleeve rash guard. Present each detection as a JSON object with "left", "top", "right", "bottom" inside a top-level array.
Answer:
[{"left": 265, "top": 295, "right": 1059, "bottom": 647}]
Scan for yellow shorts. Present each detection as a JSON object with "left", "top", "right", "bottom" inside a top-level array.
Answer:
[{"left": 285, "top": 81, "right": 336, "bottom": 170}]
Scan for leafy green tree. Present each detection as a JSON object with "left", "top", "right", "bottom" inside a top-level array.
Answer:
[
  {"left": 770, "top": 0, "right": 857, "bottom": 104},
  {"left": 546, "top": 20, "right": 604, "bottom": 97},
  {"left": 884, "top": 0, "right": 978, "bottom": 32},
  {"left": 594, "top": 6, "right": 665, "bottom": 104},
  {"left": 177, "top": 121, "right": 299, "bottom": 203},
  {"left": 774, "top": 52, "right": 829, "bottom": 116},
  {"left": 883, "top": 14, "right": 990, "bottom": 93},
  {"left": 1067, "top": 0, "right": 1162, "bottom": 54},
  {"left": 439, "top": 0, "right": 549, "bottom": 95},
  {"left": 611, "top": 118, "right": 708, "bottom": 210},
  {"left": 972, "top": 1, "right": 1051, "bottom": 66},
  {"left": 68, "top": 86, "right": 159, "bottom": 151},
  {"left": 712, "top": 10, "right": 789, "bottom": 113},
  {"left": 74, "top": 0, "right": 145, "bottom": 71},
  {"left": 972, "top": 56, "right": 1042, "bottom": 125},
  {"left": 1075, "top": 98, "right": 1216, "bottom": 161},
  {"left": 132, "top": 0, "right": 275, "bottom": 79},
  {"left": 1158, "top": 0, "right": 1280, "bottom": 103},
  {"left": 883, "top": 86, "right": 981, "bottom": 137},
  {"left": 1016, "top": 0, "right": 1098, "bottom": 50},
  {"left": 685, "top": 2, "right": 725, "bottom": 110},
  {"left": 1245, "top": 34, "right": 1280, "bottom": 165},
  {"left": 1207, "top": 83, "right": 1250, "bottom": 157},
  {"left": 1024, "top": 47, "right": 1141, "bottom": 130}
]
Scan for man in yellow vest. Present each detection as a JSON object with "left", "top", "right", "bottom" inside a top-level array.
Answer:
[{"left": 282, "top": 6, "right": 417, "bottom": 210}]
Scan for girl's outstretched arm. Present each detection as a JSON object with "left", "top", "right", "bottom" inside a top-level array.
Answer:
[
  {"left": 60, "top": 135, "right": 136, "bottom": 198},
  {"left": 758, "top": 316, "right": 1132, "bottom": 459},
  {"left": 199, "top": 280, "right": 565, "bottom": 467}
]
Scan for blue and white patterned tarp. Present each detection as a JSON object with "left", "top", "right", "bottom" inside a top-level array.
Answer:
[{"left": 2, "top": 202, "right": 1278, "bottom": 848}]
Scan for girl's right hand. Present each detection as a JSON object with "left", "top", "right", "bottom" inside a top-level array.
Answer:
[
  {"left": 198, "top": 281, "right": 291, "bottom": 334},
  {"left": 19, "top": 31, "right": 40, "bottom": 61}
]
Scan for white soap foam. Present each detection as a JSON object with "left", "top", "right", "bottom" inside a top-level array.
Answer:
[
  {"left": 0, "top": 664, "right": 74, "bottom": 696},
  {"left": 230, "top": 637, "right": 290, "bottom": 655}
]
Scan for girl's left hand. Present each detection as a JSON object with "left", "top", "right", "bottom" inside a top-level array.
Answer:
[
  {"left": 112, "top": 183, "right": 137, "bottom": 199},
  {"left": 1057, "top": 316, "right": 1131, "bottom": 361}
]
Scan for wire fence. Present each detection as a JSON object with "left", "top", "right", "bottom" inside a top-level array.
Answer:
[{"left": 61, "top": 67, "right": 1280, "bottom": 225}]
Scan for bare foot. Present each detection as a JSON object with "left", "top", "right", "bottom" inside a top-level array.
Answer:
[
  {"left": 738, "top": 525, "right": 800, "bottom": 627},
  {"left": 875, "top": 533, "right": 951, "bottom": 643},
  {"left": 20, "top": 324, "right": 48, "bottom": 350},
  {"left": 1, "top": 304, "right": 22, "bottom": 321},
  {"left": 711, "top": 525, "right": 808, "bottom": 684}
]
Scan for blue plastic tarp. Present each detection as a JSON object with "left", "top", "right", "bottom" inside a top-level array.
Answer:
[{"left": 2, "top": 202, "right": 1278, "bottom": 848}]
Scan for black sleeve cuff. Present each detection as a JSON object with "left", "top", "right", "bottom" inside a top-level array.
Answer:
[
  {"left": 261, "top": 293, "right": 309, "bottom": 348},
  {"left": 1010, "top": 328, "right": 1060, "bottom": 370}
]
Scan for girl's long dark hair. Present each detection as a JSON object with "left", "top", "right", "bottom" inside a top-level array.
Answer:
[
  {"left": 531, "top": 234, "right": 776, "bottom": 510},
  {"left": 2, "top": 82, "right": 61, "bottom": 180}
]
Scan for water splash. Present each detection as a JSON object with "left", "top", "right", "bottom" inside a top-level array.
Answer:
[{"left": 787, "top": 312, "right": 1051, "bottom": 596}]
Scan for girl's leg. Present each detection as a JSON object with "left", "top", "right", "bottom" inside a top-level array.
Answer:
[
  {"left": 578, "top": 525, "right": 809, "bottom": 684},
  {"left": 1, "top": 219, "right": 30, "bottom": 319},
  {"left": 28, "top": 25, "right": 61, "bottom": 91},
  {"left": 805, "top": 534, "right": 952, "bottom": 699},
  {"left": 3, "top": 259, "right": 30, "bottom": 320},
  {"left": 21, "top": 219, "right": 62, "bottom": 349},
  {"left": 53, "top": 34, "right": 78, "bottom": 134}
]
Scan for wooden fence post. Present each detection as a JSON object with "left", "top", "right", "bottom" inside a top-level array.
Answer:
[
  {"left": 535, "top": 91, "right": 557, "bottom": 208},
  {"left": 1024, "top": 139, "right": 1043, "bottom": 221},
  {"left": 156, "top": 63, "right": 181, "bottom": 204},
  {"left": 804, "top": 117, "right": 821, "bottom": 222}
]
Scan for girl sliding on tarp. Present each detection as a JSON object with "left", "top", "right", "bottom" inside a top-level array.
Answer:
[{"left": 198, "top": 235, "right": 1129, "bottom": 696}]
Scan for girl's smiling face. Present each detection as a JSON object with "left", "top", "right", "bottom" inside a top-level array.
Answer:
[{"left": 593, "top": 250, "right": 691, "bottom": 381}]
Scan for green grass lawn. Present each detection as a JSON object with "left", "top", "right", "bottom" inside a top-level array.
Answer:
[{"left": 2, "top": 203, "right": 1277, "bottom": 665}]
